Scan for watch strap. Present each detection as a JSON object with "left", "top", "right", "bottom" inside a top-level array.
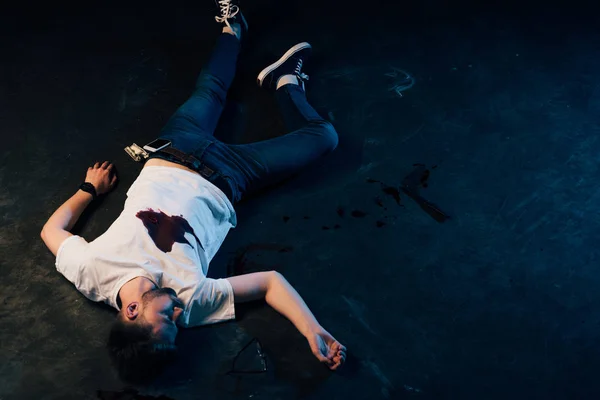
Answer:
[{"left": 79, "top": 182, "right": 98, "bottom": 200}]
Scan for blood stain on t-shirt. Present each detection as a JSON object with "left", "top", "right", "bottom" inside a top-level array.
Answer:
[{"left": 136, "top": 209, "right": 203, "bottom": 253}]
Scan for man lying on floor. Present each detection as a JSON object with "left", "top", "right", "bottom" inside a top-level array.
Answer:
[{"left": 40, "top": 1, "right": 346, "bottom": 383}]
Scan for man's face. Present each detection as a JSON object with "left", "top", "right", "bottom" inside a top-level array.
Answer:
[{"left": 140, "top": 288, "right": 184, "bottom": 343}]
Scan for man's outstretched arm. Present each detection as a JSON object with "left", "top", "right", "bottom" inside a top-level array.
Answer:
[
  {"left": 41, "top": 161, "right": 117, "bottom": 255},
  {"left": 226, "top": 271, "right": 347, "bottom": 370}
]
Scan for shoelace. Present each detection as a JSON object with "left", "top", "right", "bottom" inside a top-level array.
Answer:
[
  {"left": 295, "top": 59, "right": 309, "bottom": 81},
  {"left": 215, "top": 0, "right": 240, "bottom": 29}
]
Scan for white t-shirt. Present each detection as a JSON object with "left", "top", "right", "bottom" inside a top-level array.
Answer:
[{"left": 55, "top": 166, "right": 238, "bottom": 327}]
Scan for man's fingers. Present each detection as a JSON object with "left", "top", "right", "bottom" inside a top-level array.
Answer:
[
  {"left": 328, "top": 343, "right": 342, "bottom": 358},
  {"left": 316, "top": 350, "right": 337, "bottom": 367},
  {"left": 332, "top": 341, "right": 344, "bottom": 351},
  {"left": 329, "top": 359, "right": 342, "bottom": 370},
  {"left": 107, "top": 163, "right": 114, "bottom": 172},
  {"left": 101, "top": 161, "right": 109, "bottom": 169},
  {"left": 333, "top": 354, "right": 345, "bottom": 368},
  {"left": 313, "top": 349, "right": 329, "bottom": 363},
  {"left": 333, "top": 349, "right": 346, "bottom": 366},
  {"left": 94, "top": 162, "right": 100, "bottom": 169},
  {"left": 110, "top": 175, "right": 118, "bottom": 186}
]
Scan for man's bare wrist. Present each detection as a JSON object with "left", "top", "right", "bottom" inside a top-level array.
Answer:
[
  {"left": 77, "top": 189, "right": 95, "bottom": 202},
  {"left": 305, "top": 323, "right": 324, "bottom": 337}
]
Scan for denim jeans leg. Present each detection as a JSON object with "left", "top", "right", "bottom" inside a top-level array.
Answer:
[
  {"left": 155, "top": 33, "right": 241, "bottom": 155},
  {"left": 203, "top": 84, "right": 338, "bottom": 202}
]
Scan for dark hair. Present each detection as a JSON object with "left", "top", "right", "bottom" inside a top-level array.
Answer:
[{"left": 107, "top": 316, "right": 178, "bottom": 384}]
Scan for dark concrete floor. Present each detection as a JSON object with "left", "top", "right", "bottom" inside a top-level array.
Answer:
[{"left": 2, "top": 1, "right": 600, "bottom": 399}]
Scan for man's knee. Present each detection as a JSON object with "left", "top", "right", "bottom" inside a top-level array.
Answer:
[
  {"left": 316, "top": 120, "right": 339, "bottom": 154},
  {"left": 195, "top": 72, "right": 227, "bottom": 101}
]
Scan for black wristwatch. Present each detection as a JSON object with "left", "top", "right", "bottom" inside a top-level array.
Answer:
[{"left": 79, "top": 182, "right": 98, "bottom": 200}]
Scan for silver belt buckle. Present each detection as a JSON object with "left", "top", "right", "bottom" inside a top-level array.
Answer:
[{"left": 124, "top": 143, "right": 150, "bottom": 162}]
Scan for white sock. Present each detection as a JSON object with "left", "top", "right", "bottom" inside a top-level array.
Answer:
[{"left": 276, "top": 74, "right": 299, "bottom": 90}]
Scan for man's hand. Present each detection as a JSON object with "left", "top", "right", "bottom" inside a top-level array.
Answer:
[
  {"left": 41, "top": 161, "right": 118, "bottom": 256},
  {"left": 307, "top": 328, "right": 347, "bottom": 370},
  {"left": 227, "top": 271, "right": 348, "bottom": 371},
  {"left": 86, "top": 161, "right": 117, "bottom": 195}
]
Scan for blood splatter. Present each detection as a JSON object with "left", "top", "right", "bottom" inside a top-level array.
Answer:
[
  {"left": 381, "top": 186, "right": 401, "bottom": 205},
  {"left": 366, "top": 178, "right": 402, "bottom": 206},
  {"left": 136, "top": 209, "right": 203, "bottom": 253},
  {"left": 402, "top": 165, "right": 450, "bottom": 223},
  {"left": 376, "top": 220, "right": 386, "bottom": 228},
  {"left": 351, "top": 210, "right": 367, "bottom": 218},
  {"left": 336, "top": 206, "right": 345, "bottom": 217},
  {"left": 322, "top": 226, "right": 330, "bottom": 230},
  {"left": 282, "top": 216, "right": 290, "bottom": 223}
]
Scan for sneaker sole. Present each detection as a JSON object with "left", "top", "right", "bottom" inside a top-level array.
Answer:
[{"left": 257, "top": 42, "right": 312, "bottom": 87}]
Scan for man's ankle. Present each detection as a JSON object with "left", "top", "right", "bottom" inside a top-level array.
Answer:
[
  {"left": 222, "top": 24, "right": 241, "bottom": 41},
  {"left": 276, "top": 75, "right": 299, "bottom": 90}
]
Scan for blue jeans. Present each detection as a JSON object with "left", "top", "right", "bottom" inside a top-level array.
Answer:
[{"left": 150, "top": 33, "right": 339, "bottom": 204}]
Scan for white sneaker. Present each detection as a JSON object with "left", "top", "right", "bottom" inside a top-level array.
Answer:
[
  {"left": 214, "top": 0, "right": 248, "bottom": 32},
  {"left": 257, "top": 42, "right": 312, "bottom": 90}
]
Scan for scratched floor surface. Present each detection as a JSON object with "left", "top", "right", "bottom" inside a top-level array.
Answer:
[{"left": 2, "top": 1, "right": 600, "bottom": 399}]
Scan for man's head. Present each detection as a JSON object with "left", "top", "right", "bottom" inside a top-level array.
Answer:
[{"left": 107, "top": 287, "right": 184, "bottom": 383}]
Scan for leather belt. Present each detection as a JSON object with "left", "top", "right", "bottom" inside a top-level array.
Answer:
[{"left": 153, "top": 147, "right": 234, "bottom": 202}]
